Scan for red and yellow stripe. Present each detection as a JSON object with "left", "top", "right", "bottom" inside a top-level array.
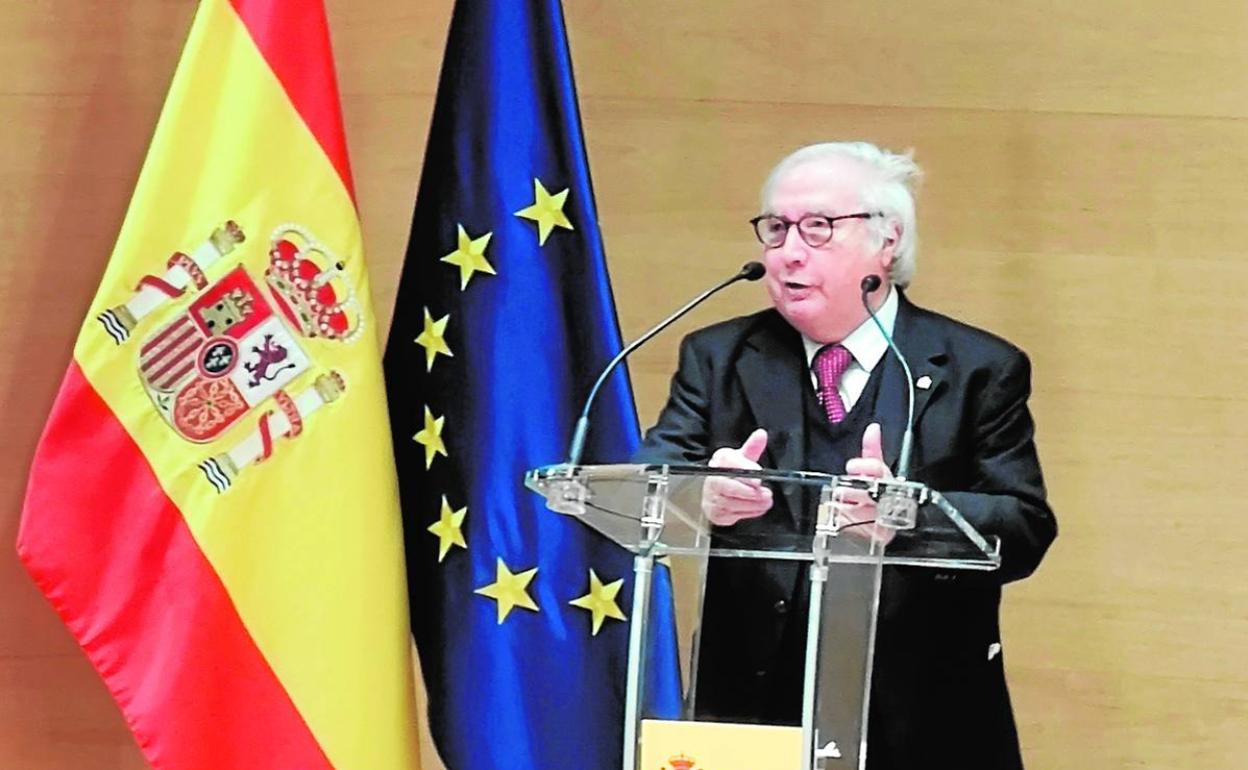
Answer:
[{"left": 18, "top": 2, "right": 419, "bottom": 768}]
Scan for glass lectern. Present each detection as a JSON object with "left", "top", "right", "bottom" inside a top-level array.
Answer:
[{"left": 526, "top": 464, "right": 1000, "bottom": 770}]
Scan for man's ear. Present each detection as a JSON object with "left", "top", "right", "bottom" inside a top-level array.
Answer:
[{"left": 877, "top": 219, "right": 901, "bottom": 267}]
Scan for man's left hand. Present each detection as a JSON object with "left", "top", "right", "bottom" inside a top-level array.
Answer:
[{"left": 840, "top": 422, "right": 896, "bottom": 544}]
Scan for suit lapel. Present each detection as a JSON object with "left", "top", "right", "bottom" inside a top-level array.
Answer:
[
  {"left": 735, "top": 312, "right": 807, "bottom": 524},
  {"left": 876, "top": 353, "right": 908, "bottom": 470},
  {"left": 881, "top": 292, "right": 950, "bottom": 474}
]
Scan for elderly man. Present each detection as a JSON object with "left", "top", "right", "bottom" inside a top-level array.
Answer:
[{"left": 636, "top": 142, "right": 1057, "bottom": 770}]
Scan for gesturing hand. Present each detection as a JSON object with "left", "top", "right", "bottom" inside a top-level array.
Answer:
[
  {"left": 845, "top": 422, "right": 893, "bottom": 481},
  {"left": 702, "top": 428, "right": 773, "bottom": 526},
  {"left": 840, "top": 422, "right": 897, "bottom": 544}
]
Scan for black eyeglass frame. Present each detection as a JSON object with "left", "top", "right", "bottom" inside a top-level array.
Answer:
[{"left": 749, "top": 211, "right": 884, "bottom": 248}]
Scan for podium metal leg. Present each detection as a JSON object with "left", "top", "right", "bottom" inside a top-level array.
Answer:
[
  {"left": 801, "top": 563, "right": 828, "bottom": 770},
  {"left": 622, "top": 553, "right": 653, "bottom": 770}
]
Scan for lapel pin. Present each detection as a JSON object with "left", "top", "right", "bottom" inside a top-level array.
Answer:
[{"left": 916, "top": 375, "right": 933, "bottom": 390}]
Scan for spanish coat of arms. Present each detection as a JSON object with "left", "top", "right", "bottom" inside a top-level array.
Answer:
[{"left": 98, "top": 221, "right": 360, "bottom": 492}]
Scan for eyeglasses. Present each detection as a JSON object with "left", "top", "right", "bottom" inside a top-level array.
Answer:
[{"left": 749, "top": 212, "right": 882, "bottom": 248}]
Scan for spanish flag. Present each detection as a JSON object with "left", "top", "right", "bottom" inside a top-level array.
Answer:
[{"left": 16, "top": 2, "right": 419, "bottom": 769}]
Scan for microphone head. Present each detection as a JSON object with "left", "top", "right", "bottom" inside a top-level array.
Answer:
[
  {"left": 860, "top": 274, "right": 882, "bottom": 293},
  {"left": 741, "top": 261, "right": 766, "bottom": 281}
]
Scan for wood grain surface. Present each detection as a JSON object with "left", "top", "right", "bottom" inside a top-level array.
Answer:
[{"left": 2, "top": 1, "right": 1244, "bottom": 768}]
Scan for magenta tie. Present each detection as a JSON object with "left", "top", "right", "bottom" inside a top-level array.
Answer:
[{"left": 813, "top": 344, "right": 853, "bottom": 424}]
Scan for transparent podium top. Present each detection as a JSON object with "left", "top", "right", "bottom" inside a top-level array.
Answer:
[{"left": 526, "top": 463, "right": 1001, "bottom": 570}]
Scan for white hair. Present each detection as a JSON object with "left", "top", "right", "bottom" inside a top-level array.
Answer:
[{"left": 760, "top": 142, "right": 923, "bottom": 288}]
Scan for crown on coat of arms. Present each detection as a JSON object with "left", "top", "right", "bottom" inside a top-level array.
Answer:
[
  {"left": 667, "top": 754, "right": 697, "bottom": 770},
  {"left": 211, "top": 220, "right": 247, "bottom": 254},
  {"left": 264, "top": 224, "right": 363, "bottom": 344}
]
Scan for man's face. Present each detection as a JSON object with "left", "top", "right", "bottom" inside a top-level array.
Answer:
[{"left": 761, "top": 157, "right": 895, "bottom": 343}]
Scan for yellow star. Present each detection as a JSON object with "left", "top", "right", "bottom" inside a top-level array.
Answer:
[
  {"left": 569, "top": 569, "right": 627, "bottom": 635},
  {"left": 514, "top": 179, "right": 573, "bottom": 245},
  {"left": 412, "top": 406, "right": 447, "bottom": 468},
  {"left": 427, "top": 495, "right": 467, "bottom": 562},
  {"left": 441, "top": 225, "right": 495, "bottom": 290},
  {"left": 475, "top": 558, "right": 539, "bottom": 623},
  {"left": 414, "top": 307, "right": 453, "bottom": 371}
]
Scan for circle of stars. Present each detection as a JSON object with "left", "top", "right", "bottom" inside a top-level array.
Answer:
[{"left": 414, "top": 175, "right": 624, "bottom": 635}]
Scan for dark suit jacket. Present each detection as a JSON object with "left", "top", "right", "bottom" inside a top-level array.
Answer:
[{"left": 636, "top": 293, "right": 1057, "bottom": 770}]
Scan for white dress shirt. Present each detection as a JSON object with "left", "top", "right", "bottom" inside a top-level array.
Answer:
[{"left": 801, "top": 286, "right": 899, "bottom": 412}]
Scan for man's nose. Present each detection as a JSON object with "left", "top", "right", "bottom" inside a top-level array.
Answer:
[{"left": 779, "top": 224, "right": 808, "bottom": 264}]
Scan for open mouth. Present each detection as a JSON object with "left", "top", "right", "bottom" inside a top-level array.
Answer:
[{"left": 784, "top": 281, "right": 811, "bottom": 290}]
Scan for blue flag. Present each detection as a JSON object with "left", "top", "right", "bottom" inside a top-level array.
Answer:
[{"left": 383, "top": 2, "right": 681, "bottom": 768}]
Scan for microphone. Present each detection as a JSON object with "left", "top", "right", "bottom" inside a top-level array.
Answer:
[
  {"left": 860, "top": 275, "right": 916, "bottom": 479},
  {"left": 565, "top": 261, "right": 766, "bottom": 466}
]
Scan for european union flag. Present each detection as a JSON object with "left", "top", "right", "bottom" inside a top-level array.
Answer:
[{"left": 383, "top": 2, "right": 681, "bottom": 768}]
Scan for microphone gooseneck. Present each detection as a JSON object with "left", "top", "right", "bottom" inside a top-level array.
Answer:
[
  {"left": 565, "top": 261, "right": 766, "bottom": 467},
  {"left": 861, "top": 275, "right": 916, "bottom": 479}
]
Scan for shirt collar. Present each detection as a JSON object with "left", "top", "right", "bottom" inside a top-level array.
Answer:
[{"left": 801, "top": 285, "right": 899, "bottom": 372}]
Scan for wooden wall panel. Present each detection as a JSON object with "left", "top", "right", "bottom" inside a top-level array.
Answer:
[
  {"left": 3, "top": 0, "right": 1246, "bottom": 768},
  {"left": 569, "top": 3, "right": 1248, "bottom": 766},
  {"left": 566, "top": 1, "right": 1248, "bottom": 118}
]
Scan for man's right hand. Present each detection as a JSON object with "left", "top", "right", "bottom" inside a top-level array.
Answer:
[{"left": 702, "top": 428, "right": 774, "bottom": 526}]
